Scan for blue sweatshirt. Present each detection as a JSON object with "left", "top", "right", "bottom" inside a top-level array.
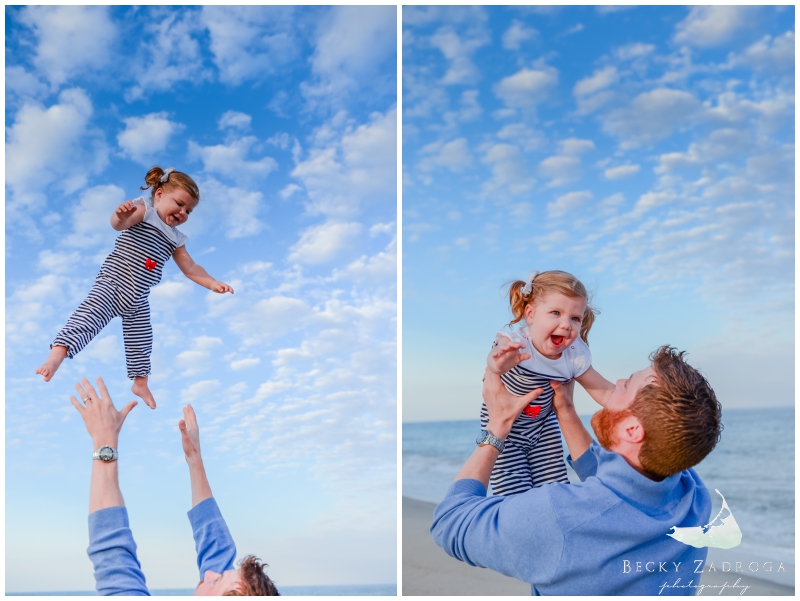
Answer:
[
  {"left": 431, "top": 442, "right": 711, "bottom": 595},
  {"left": 87, "top": 498, "right": 236, "bottom": 595}
]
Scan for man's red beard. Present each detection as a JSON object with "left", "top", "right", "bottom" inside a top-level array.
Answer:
[{"left": 591, "top": 407, "right": 633, "bottom": 450}]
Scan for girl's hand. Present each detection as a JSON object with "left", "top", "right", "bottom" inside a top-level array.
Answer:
[
  {"left": 488, "top": 341, "right": 530, "bottom": 375},
  {"left": 211, "top": 281, "right": 234, "bottom": 294},
  {"left": 116, "top": 200, "right": 137, "bottom": 215}
]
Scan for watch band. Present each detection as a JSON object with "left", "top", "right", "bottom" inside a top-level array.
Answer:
[
  {"left": 476, "top": 429, "right": 505, "bottom": 453},
  {"left": 92, "top": 445, "right": 118, "bottom": 462}
]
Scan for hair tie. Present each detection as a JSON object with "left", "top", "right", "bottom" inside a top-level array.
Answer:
[
  {"left": 159, "top": 167, "right": 175, "bottom": 183},
  {"left": 520, "top": 270, "right": 539, "bottom": 297}
]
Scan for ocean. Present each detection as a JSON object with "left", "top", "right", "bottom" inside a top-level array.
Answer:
[
  {"left": 8, "top": 584, "right": 397, "bottom": 596},
  {"left": 403, "top": 407, "right": 795, "bottom": 558}
]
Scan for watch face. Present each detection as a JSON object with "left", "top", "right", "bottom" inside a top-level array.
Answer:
[
  {"left": 98, "top": 447, "right": 114, "bottom": 462},
  {"left": 476, "top": 430, "right": 488, "bottom": 445}
]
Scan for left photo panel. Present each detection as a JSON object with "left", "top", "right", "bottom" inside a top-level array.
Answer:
[{"left": 6, "top": 6, "right": 397, "bottom": 596}]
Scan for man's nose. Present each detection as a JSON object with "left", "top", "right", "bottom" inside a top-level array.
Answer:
[{"left": 204, "top": 569, "right": 219, "bottom": 581}]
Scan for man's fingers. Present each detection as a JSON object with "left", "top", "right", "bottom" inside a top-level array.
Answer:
[
  {"left": 68, "top": 395, "right": 85, "bottom": 413},
  {"left": 81, "top": 377, "right": 99, "bottom": 401},
  {"left": 521, "top": 387, "right": 545, "bottom": 404},
  {"left": 75, "top": 381, "right": 89, "bottom": 400},
  {"left": 96, "top": 376, "right": 111, "bottom": 403},
  {"left": 120, "top": 400, "right": 138, "bottom": 420},
  {"left": 179, "top": 419, "right": 187, "bottom": 431}
]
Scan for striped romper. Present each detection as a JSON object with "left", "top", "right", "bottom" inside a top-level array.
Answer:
[
  {"left": 481, "top": 328, "right": 591, "bottom": 496},
  {"left": 52, "top": 197, "right": 187, "bottom": 379}
]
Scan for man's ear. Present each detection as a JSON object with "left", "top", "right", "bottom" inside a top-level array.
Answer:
[{"left": 617, "top": 415, "right": 644, "bottom": 444}]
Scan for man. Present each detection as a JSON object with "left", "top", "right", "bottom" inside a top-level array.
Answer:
[
  {"left": 69, "top": 376, "right": 279, "bottom": 595},
  {"left": 431, "top": 346, "right": 722, "bottom": 595}
]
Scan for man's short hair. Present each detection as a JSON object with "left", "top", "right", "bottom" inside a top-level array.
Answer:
[
  {"left": 224, "top": 556, "right": 280, "bottom": 596},
  {"left": 631, "top": 346, "right": 722, "bottom": 478}
]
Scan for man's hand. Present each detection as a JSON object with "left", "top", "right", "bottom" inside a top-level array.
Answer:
[
  {"left": 69, "top": 377, "right": 137, "bottom": 448},
  {"left": 179, "top": 404, "right": 202, "bottom": 463},
  {"left": 487, "top": 340, "right": 531, "bottom": 375},
  {"left": 483, "top": 369, "right": 543, "bottom": 439},
  {"left": 550, "top": 379, "right": 576, "bottom": 417},
  {"left": 211, "top": 281, "right": 234, "bottom": 294}
]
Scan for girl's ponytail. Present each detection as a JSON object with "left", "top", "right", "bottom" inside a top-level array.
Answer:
[{"left": 140, "top": 166, "right": 200, "bottom": 201}]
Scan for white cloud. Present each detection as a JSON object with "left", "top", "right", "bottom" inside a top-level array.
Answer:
[
  {"left": 430, "top": 26, "right": 489, "bottom": 85},
  {"left": 289, "top": 222, "right": 364, "bottom": 265},
  {"left": 418, "top": 138, "right": 473, "bottom": 173},
  {"left": 63, "top": 185, "right": 126, "bottom": 248},
  {"left": 181, "top": 380, "right": 221, "bottom": 404},
  {"left": 302, "top": 6, "right": 396, "bottom": 106},
  {"left": 674, "top": 6, "right": 762, "bottom": 48},
  {"left": 573, "top": 66, "right": 618, "bottom": 98},
  {"left": 481, "top": 143, "right": 535, "bottom": 196},
  {"left": 615, "top": 43, "right": 655, "bottom": 61},
  {"left": 200, "top": 178, "right": 267, "bottom": 239},
  {"left": 218, "top": 111, "right": 252, "bottom": 131},
  {"left": 6, "top": 66, "right": 50, "bottom": 103},
  {"left": 496, "top": 123, "right": 546, "bottom": 152},
  {"left": 493, "top": 66, "right": 558, "bottom": 110},
  {"left": 548, "top": 191, "right": 593, "bottom": 217},
  {"left": 291, "top": 108, "right": 396, "bottom": 218},
  {"left": 175, "top": 336, "right": 223, "bottom": 376},
  {"left": 230, "top": 358, "right": 261, "bottom": 371},
  {"left": 118, "top": 113, "right": 185, "bottom": 166},
  {"left": 202, "top": 6, "right": 299, "bottom": 85},
  {"left": 729, "top": 31, "right": 795, "bottom": 73},
  {"left": 502, "top": 20, "right": 538, "bottom": 51},
  {"left": 6, "top": 88, "right": 108, "bottom": 223},
  {"left": 602, "top": 88, "right": 703, "bottom": 148},
  {"left": 126, "top": 10, "right": 209, "bottom": 101},
  {"left": 19, "top": 6, "right": 116, "bottom": 88},
  {"left": 189, "top": 137, "right": 278, "bottom": 181},
  {"left": 604, "top": 164, "right": 641, "bottom": 180},
  {"left": 229, "top": 296, "right": 311, "bottom": 344},
  {"left": 537, "top": 140, "right": 593, "bottom": 188}
]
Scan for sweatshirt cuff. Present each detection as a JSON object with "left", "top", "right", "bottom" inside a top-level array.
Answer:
[
  {"left": 89, "top": 505, "right": 129, "bottom": 532},
  {"left": 567, "top": 442, "right": 599, "bottom": 481},
  {"left": 188, "top": 497, "right": 221, "bottom": 525},
  {"left": 446, "top": 478, "right": 488, "bottom": 498}
]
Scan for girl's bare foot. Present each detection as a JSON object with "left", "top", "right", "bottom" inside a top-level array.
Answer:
[
  {"left": 131, "top": 377, "right": 156, "bottom": 409},
  {"left": 36, "top": 346, "right": 68, "bottom": 382}
]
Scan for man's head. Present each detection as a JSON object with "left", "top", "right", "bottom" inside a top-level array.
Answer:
[
  {"left": 195, "top": 556, "right": 279, "bottom": 596},
  {"left": 591, "top": 346, "right": 722, "bottom": 478}
]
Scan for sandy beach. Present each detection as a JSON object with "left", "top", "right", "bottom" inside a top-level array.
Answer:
[{"left": 402, "top": 497, "right": 794, "bottom": 596}]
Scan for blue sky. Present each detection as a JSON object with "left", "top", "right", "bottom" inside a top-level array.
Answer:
[
  {"left": 402, "top": 6, "right": 794, "bottom": 421},
  {"left": 6, "top": 6, "right": 396, "bottom": 592}
]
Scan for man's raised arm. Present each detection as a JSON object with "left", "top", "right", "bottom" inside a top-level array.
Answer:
[
  {"left": 549, "top": 379, "right": 593, "bottom": 462},
  {"left": 70, "top": 377, "right": 149, "bottom": 596},
  {"left": 180, "top": 405, "right": 237, "bottom": 578}
]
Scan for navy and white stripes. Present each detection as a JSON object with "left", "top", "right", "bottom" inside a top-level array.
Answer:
[
  {"left": 480, "top": 364, "right": 570, "bottom": 496},
  {"left": 52, "top": 209, "right": 182, "bottom": 379}
]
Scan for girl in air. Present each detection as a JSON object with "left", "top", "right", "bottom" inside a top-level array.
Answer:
[
  {"left": 37, "top": 167, "right": 233, "bottom": 409},
  {"left": 482, "top": 269, "right": 613, "bottom": 495}
]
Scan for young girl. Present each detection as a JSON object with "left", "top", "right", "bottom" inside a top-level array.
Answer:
[
  {"left": 482, "top": 269, "right": 613, "bottom": 495},
  {"left": 36, "top": 167, "right": 233, "bottom": 409}
]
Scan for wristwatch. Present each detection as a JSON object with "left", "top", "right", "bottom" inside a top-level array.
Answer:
[
  {"left": 476, "top": 429, "right": 505, "bottom": 453},
  {"left": 92, "top": 445, "right": 118, "bottom": 463}
]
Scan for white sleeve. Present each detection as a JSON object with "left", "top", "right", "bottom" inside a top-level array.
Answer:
[
  {"left": 568, "top": 337, "right": 592, "bottom": 378},
  {"left": 494, "top": 328, "right": 527, "bottom": 347},
  {"left": 132, "top": 197, "right": 146, "bottom": 207},
  {"left": 175, "top": 230, "right": 188, "bottom": 247}
]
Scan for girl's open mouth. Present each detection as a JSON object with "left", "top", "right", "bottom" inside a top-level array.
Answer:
[{"left": 550, "top": 335, "right": 565, "bottom": 346}]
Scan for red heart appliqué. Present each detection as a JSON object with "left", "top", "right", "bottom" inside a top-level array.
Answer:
[
  {"left": 145, "top": 258, "right": 157, "bottom": 271},
  {"left": 523, "top": 405, "right": 542, "bottom": 419}
]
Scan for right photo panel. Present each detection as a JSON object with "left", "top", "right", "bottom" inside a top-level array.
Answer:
[{"left": 402, "top": 6, "right": 794, "bottom": 596}]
